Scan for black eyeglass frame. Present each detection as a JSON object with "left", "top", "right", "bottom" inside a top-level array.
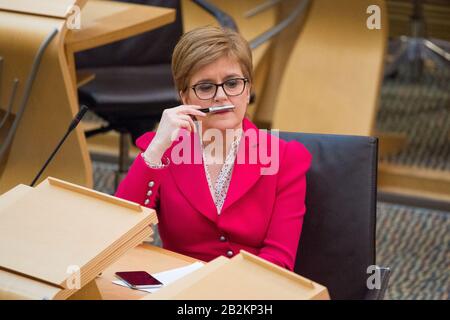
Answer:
[{"left": 190, "top": 77, "right": 249, "bottom": 100}]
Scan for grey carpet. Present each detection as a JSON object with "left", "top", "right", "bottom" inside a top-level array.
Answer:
[
  {"left": 376, "top": 59, "right": 449, "bottom": 170},
  {"left": 376, "top": 202, "right": 449, "bottom": 300}
]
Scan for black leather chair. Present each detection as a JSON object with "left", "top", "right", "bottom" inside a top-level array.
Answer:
[{"left": 279, "top": 132, "right": 390, "bottom": 300}]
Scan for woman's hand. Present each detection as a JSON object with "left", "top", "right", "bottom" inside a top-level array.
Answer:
[{"left": 143, "top": 105, "right": 206, "bottom": 164}]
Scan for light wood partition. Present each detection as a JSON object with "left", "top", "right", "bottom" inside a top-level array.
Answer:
[
  {"left": 379, "top": 163, "right": 450, "bottom": 203},
  {"left": 85, "top": 243, "right": 329, "bottom": 300},
  {"left": 270, "top": 0, "right": 387, "bottom": 136},
  {"left": 0, "top": 10, "right": 91, "bottom": 194},
  {"left": 145, "top": 251, "right": 329, "bottom": 300},
  {"left": 0, "top": 0, "right": 175, "bottom": 194},
  {"left": 251, "top": 0, "right": 311, "bottom": 127}
]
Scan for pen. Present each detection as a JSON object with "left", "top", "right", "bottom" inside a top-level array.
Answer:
[{"left": 199, "top": 105, "right": 235, "bottom": 113}]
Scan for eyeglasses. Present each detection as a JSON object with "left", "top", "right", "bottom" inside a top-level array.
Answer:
[{"left": 191, "top": 77, "right": 248, "bottom": 100}]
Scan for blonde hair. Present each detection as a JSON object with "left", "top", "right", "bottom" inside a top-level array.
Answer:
[{"left": 172, "top": 26, "right": 253, "bottom": 94}]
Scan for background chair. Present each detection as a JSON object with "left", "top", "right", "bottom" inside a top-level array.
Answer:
[
  {"left": 76, "top": 0, "right": 182, "bottom": 184},
  {"left": 279, "top": 131, "right": 390, "bottom": 300},
  {"left": 384, "top": 0, "right": 450, "bottom": 80},
  {"left": 76, "top": 0, "right": 238, "bottom": 185}
]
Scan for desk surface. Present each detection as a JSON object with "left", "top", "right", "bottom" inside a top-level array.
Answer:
[
  {"left": 66, "top": 0, "right": 175, "bottom": 52},
  {"left": 95, "top": 244, "right": 199, "bottom": 300}
]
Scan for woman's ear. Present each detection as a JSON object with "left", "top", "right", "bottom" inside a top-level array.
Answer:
[{"left": 179, "top": 90, "right": 188, "bottom": 105}]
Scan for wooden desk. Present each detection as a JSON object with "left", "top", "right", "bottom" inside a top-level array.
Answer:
[
  {"left": 91, "top": 244, "right": 330, "bottom": 301},
  {"left": 66, "top": 0, "right": 175, "bottom": 52},
  {"left": 0, "top": 1, "right": 175, "bottom": 194},
  {"left": 93, "top": 244, "right": 199, "bottom": 300}
]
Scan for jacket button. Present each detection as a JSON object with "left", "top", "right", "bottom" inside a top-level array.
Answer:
[
  {"left": 147, "top": 190, "right": 153, "bottom": 196},
  {"left": 226, "top": 250, "right": 233, "bottom": 257},
  {"left": 144, "top": 199, "right": 150, "bottom": 205},
  {"left": 219, "top": 236, "right": 226, "bottom": 242},
  {"left": 148, "top": 181, "right": 155, "bottom": 188}
]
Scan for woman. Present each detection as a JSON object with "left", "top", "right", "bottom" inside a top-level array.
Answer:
[{"left": 115, "top": 26, "right": 312, "bottom": 271}]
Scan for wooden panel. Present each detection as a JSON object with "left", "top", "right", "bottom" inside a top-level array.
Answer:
[
  {"left": 66, "top": 0, "right": 175, "bottom": 52},
  {"left": 146, "top": 250, "right": 329, "bottom": 300},
  {"left": 0, "top": 12, "right": 93, "bottom": 193},
  {"left": 0, "top": 0, "right": 87, "bottom": 19},
  {"left": 252, "top": 0, "right": 311, "bottom": 126},
  {"left": 68, "top": 279, "right": 102, "bottom": 300},
  {"left": 271, "top": 0, "right": 387, "bottom": 135},
  {"left": 0, "top": 111, "right": 14, "bottom": 176},
  {"left": 48, "top": 177, "right": 142, "bottom": 211},
  {"left": 76, "top": 70, "right": 95, "bottom": 87},
  {"left": 379, "top": 163, "right": 450, "bottom": 202},
  {"left": 0, "top": 184, "right": 32, "bottom": 210},
  {"left": 377, "top": 131, "right": 407, "bottom": 157}
]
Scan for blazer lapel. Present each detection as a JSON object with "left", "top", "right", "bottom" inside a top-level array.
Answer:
[
  {"left": 167, "top": 118, "right": 267, "bottom": 220},
  {"left": 221, "top": 118, "right": 263, "bottom": 213},
  {"left": 168, "top": 130, "right": 218, "bottom": 223}
]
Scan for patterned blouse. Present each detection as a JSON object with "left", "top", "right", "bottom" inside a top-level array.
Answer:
[{"left": 201, "top": 132, "right": 242, "bottom": 215}]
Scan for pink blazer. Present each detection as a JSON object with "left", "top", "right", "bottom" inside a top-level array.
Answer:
[{"left": 115, "top": 118, "right": 312, "bottom": 270}]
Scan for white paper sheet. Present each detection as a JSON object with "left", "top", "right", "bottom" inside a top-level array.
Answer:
[{"left": 112, "top": 261, "right": 205, "bottom": 293}]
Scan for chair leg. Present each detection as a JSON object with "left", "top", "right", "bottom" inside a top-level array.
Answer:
[{"left": 115, "top": 132, "right": 130, "bottom": 188}]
